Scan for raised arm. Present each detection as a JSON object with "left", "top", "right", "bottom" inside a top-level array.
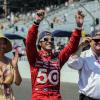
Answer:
[
  {"left": 67, "top": 37, "right": 91, "bottom": 70},
  {"left": 12, "top": 49, "right": 22, "bottom": 85},
  {"left": 59, "top": 10, "right": 85, "bottom": 66},
  {"left": 26, "top": 10, "right": 45, "bottom": 65}
]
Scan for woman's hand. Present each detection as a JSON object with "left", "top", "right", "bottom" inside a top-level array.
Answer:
[
  {"left": 11, "top": 48, "right": 22, "bottom": 85},
  {"left": 12, "top": 49, "right": 19, "bottom": 68}
]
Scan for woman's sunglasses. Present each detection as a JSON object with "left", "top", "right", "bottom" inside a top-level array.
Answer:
[
  {"left": 92, "top": 39, "right": 100, "bottom": 43},
  {"left": 40, "top": 37, "right": 54, "bottom": 42}
]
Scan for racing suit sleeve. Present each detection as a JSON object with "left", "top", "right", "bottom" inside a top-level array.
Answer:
[
  {"left": 58, "top": 29, "right": 81, "bottom": 67},
  {"left": 26, "top": 24, "right": 39, "bottom": 65}
]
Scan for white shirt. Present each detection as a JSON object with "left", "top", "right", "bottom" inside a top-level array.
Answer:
[{"left": 67, "top": 48, "right": 100, "bottom": 99}]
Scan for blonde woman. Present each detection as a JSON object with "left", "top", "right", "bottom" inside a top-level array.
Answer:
[{"left": 0, "top": 32, "right": 22, "bottom": 100}]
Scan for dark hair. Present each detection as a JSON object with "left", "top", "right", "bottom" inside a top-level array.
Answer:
[{"left": 0, "top": 38, "right": 7, "bottom": 44}]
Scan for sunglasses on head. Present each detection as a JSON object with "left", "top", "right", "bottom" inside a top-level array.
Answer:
[
  {"left": 92, "top": 39, "right": 100, "bottom": 43},
  {"left": 40, "top": 37, "right": 54, "bottom": 42}
]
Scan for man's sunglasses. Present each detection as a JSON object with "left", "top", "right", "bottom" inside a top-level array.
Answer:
[
  {"left": 40, "top": 37, "right": 54, "bottom": 42},
  {"left": 92, "top": 39, "right": 100, "bottom": 43}
]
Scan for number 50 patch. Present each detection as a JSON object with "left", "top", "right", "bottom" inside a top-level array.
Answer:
[{"left": 37, "top": 68, "right": 59, "bottom": 85}]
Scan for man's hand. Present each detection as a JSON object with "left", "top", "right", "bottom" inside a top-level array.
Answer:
[
  {"left": 79, "top": 37, "right": 91, "bottom": 48},
  {"left": 71, "top": 36, "right": 91, "bottom": 57},
  {"left": 34, "top": 9, "right": 45, "bottom": 24},
  {"left": 75, "top": 10, "right": 85, "bottom": 29}
]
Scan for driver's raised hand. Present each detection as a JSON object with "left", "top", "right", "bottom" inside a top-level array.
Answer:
[
  {"left": 34, "top": 9, "right": 45, "bottom": 24},
  {"left": 75, "top": 10, "right": 85, "bottom": 29}
]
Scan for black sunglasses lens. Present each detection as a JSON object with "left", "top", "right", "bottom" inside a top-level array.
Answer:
[
  {"left": 51, "top": 38, "right": 54, "bottom": 41},
  {"left": 93, "top": 39, "right": 100, "bottom": 42},
  {"left": 43, "top": 38, "right": 54, "bottom": 42},
  {"left": 44, "top": 38, "right": 48, "bottom": 41}
]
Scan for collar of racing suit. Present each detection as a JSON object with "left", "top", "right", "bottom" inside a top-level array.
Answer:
[
  {"left": 39, "top": 50, "right": 52, "bottom": 58},
  {"left": 38, "top": 50, "right": 59, "bottom": 60}
]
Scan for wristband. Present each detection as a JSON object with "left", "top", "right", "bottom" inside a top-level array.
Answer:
[
  {"left": 34, "top": 21, "right": 40, "bottom": 25},
  {"left": 76, "top": 27, "right": 83, "bottom": 30}
]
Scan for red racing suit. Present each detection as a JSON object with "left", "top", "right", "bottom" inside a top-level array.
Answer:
[{"left": 26, "top": 23, "right": 81, "bottom": 100}]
